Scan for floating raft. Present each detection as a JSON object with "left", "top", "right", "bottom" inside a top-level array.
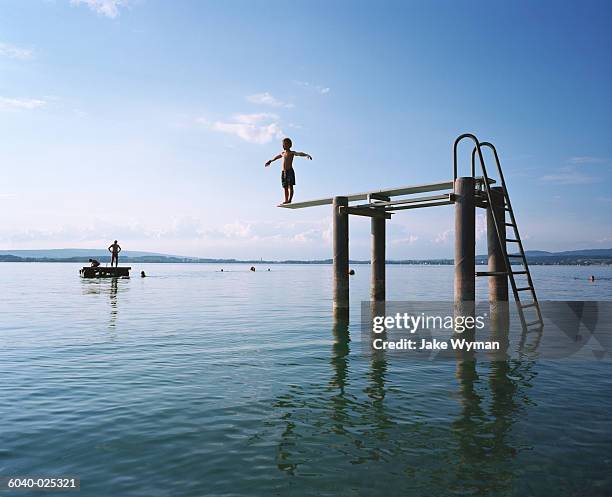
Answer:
[{"left": 80, "top": 266, "right": 131, "bottom": 278}]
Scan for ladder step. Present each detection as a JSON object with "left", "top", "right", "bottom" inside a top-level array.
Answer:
[
  {"left": 525, "top": 320, "right": 543, "bottom": 327},
  {"left": 504, "top": 207, "right": 511, "bottom": 211},
  {"left": 505, "top": 222, "right": 515, "bottom": 227},
  {"left": 476, "top": 271, "right": 508, "bottom": 277},
  {"left": 521, "top": 302, "right": 537, "bottom": 309},
  {"left": 506, "top": 238, "right": 520, "bottom": 242},
  {"left": 511, "top": 270, "right": 528, "bottom": 275},
  {"left": 508, "top": 254, "right": 523, "bottom": 258},
  {"left": 516, "top": 287, "right": 533, "bottom": 291}
]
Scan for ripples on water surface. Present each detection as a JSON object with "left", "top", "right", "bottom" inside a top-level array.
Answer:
[{"left": 1, "top": 263, "right": 611, "bottom": 496}]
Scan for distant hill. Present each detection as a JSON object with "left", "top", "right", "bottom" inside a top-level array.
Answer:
[
  {"left": 522, "top": 249, "right": 612, "bottom": 257},
  {"left": 475, "top": 248, "right": 612, "bottom": 265},
  {"left": 0, "top": 248, "right": 610, "bottom": 265}
]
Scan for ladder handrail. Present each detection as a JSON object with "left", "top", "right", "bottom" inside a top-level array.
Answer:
[
  {"left": 473, "top": 142, "right": 542, "bottom": 322},
  {"left": 469, "top": 140, "right": 543, "bottom": 326},
  {"left": 453, "top": 133, "right": 483, "bottom": 186},
  {"left": 454, "top": 133, "right": 542, "bottom": 327}
]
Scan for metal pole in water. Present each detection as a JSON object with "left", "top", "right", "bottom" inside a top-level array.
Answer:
[
  {"left": 371, "top": 216, "right": 386, "bottom": 302},
  {"left": 488, "top": 185, "right": 510, "bottom": 337},
  {"left": 488, "top": 186, "right": 508, "bottom": 303},
  {"left": 454, "top": 177, "right": 476, "bottom": 303},
  {"left": 333, "top": 196, "right": 350, "bottom": 311}
]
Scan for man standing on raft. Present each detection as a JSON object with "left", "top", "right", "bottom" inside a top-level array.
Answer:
[
  {"left": 108, "top": 240, "right": 122, "bottom": 267},
  {"left": 265, "top": 137, "right": 312, "bottom": 204}
]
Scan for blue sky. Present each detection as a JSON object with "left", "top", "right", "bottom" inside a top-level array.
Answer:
[{"left": 1, "top": 0, "right": 610, "bottom": 259}]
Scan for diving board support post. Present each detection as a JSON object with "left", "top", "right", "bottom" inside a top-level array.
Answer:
[
  {"left": 454, "top": 177, "right": 475, "bottom": 302},
  {"left": 488, "top": 186, "right": 508, "bottom": 303},
  {"left": 333, "top": 196, "right": 350, "bottom": 313},
  {"left": 488, "top": 186, "right": 510, "bottom": 333},
  {"left": 371, "top": 216, "right": 386, "bottom": 301}
]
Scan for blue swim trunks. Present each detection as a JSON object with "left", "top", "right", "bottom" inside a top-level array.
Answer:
[{"left": 281, "top": 168, "right": 296, "bottom": 188}]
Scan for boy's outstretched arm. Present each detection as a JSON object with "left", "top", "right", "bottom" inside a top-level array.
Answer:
[
  {"left": 265, "top": 154, "right": 282, "bottom": 167},
  {"left": 294, "top": 151, "right": 313, "bottom": 160}
]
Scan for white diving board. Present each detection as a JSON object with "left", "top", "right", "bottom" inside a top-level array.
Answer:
[{"left": 278, "top": 178, "right": 496, "bottom": 209}]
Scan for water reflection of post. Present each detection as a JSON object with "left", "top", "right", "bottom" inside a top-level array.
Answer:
[
  {"left": 488, "top": 301, "right": 520, "bottom": 466},
  {"left": 452, "top": 346, "right": 496, "bottom": 494},
  {"left": 275, "top": 311, "right": 351, "bottom": 475},
  {"left": 365, "top": 302, "right": 388, "bottom": 422},
  {"left": 109, "top": 277, "right": 118, "bottom": 328},
  {"left": 451, "top": 303, "right": 528, "bottom": 495},
  {"left": 330, "top": 309, "right": 350, "bottom": 395}
]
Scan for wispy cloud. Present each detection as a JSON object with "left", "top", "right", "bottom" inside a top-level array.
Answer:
[
  {"left": 567, "top": 156, "right": 609, "bottom": 165},
  {"left": 541, "top": 166, "right": 595, "bottom": 185},
  {"left": 0, "top": 97, "right": 46, "bottom": 110},
  {"left": 247, "top": 92, "right": 294, "bottom": 108},
  {"left": 390, "top": 235, "right": 419, "bottom": 246},
  {"left": 433, "top": 229, "right": 453, "bottom": 244},
  {"left": 71, "top": 0, "right": 128, "bottom": 18},
  {"left": 0, "top": 42, "right": 33, "bottom": 60},
  {"left": 205, "top": 113, "right": 284, "bottom": 144},
  {"left": 294, "top": 80, "right": 330, "bottom": 95},
  {"left": 201, "top": 219, "right": 331, "bottom": 245},
  {"left": 476, "top": 212, "right": 486, "bottom": 241},
  {"left": 0, "top": 218, "right": 332, "bottom": 248}
]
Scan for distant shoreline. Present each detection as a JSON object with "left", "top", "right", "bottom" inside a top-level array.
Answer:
[
  {"left": 1, "top": 256, "right": 610, "bottom": 266},
  {"left": 2, "top": 248, "right": 611, "bottom": 266}
]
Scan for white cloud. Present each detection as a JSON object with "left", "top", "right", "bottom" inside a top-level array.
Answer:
[
  {"left": 294, "top": 80, "right": 330, "bottom": 95},
  {"left": 541, "top": 167, "right": 595, "bottom": 185},
  {"left": 71, "top": 0, "right": 127, "bottom": 18},
  {"left": 567, "top": 156, "right": 609, "bottom": 165},
  {"left": 476, "top": 212, "right": 486, "bottom": 241},
  {"left": 433, "top": 229, "right": 453, "bottom": 244},
  {"left": 0, "top": 42, "right": 32, "bottom": 60},
  {"left": 199, "top": 219, "right": 332, "bottom": 246},
  {"left": 247, "top": 92, "right": 294, "bottom": 108},
  {"left": 234, "top": 112, "right": 278, "bottom": 124},
  {"left": 0, "top": 97, "right": 46, "bottom": 110},
  {"left": 209, "top": 113, "right": 284, "bottom": 144},
  {"left": 391, "top": 235, "right": 419, "bottom": 246}
]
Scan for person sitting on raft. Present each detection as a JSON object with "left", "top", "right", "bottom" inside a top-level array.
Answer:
[{"left": 89, "top": 258, "right": 100, "bottom": 267}]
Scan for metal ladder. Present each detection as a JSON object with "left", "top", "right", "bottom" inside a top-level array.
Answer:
[{"left": 454, "top": 134, "right": 543, "bottom": 330}]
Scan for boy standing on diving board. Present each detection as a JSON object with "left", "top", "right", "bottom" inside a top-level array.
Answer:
[{"left": 265, "top": 137, "right": 312, "bottom": 204}]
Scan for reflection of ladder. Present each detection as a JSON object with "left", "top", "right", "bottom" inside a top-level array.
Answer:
[{"left": 455, "top": 134, "right": 543, "bottom": 329}]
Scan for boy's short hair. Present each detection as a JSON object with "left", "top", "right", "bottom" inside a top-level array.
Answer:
[{"left": 282, "top": 137, "right": 292, "bottom": 147}]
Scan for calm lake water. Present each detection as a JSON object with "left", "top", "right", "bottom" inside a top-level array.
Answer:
[{"left": 1, "top": 263, "right": 611, "bottom": 496}]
